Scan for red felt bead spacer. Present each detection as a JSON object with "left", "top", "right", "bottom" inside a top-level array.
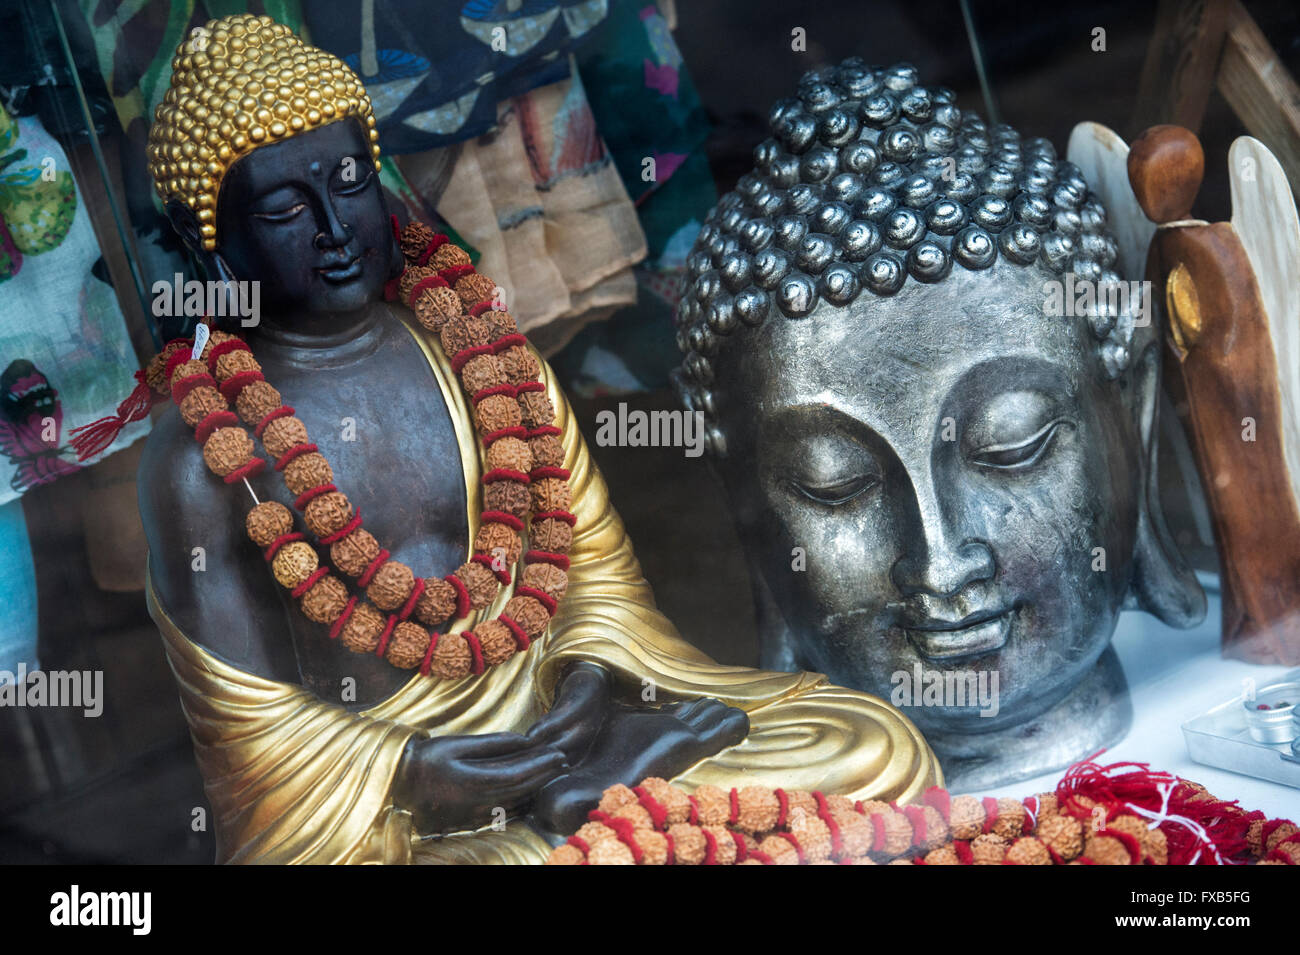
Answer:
[
  {"left": 264, "top": 532, "right": 305, "bottom": 562},
  {"left": 171, "top": 372, "right": 218, "bottom": 405},
  {"left": 195, "top": 410, "right": 239, "bottom": 444},
  {"left": 274, "top": 442, "right": 318, "bottom": 471},
  {"left": 479, "top": 510, "right": 523, "bottom": 532},
  {"left": 499, "top": 613, "right": 530, "bottom": 652},
  {"left": 438, "top": 264, "right": 475, "bottom": 285},
  {"left": 490, "top": 333, "right": 527, "bottom": 354},
  {"left": 450, "top": 344, "right": 494, "bottom": 373},
  {"left": 923, "top": 786, "right": 952, "bottom": 824},
  {"left": 467, "top": 300, "right": 496, "bottom": 317},
  {"left": 869, "top": 813, "right": 887, "bottom": 853},
  {"left": 164, "top": 346, "right": 195, "bottom": 388},
  {"left": 731, "top": 830, "right": 748, "bottom": 863},
  {"left": 981, "top": 797, "right": 999, "bottom": 834},
  {"left": 206, "top": 338, "right": 250, "bottom": 374},
  {"left": 481, "top": 425, "right": 528, "bottom": 445},
  {"left": 815, "top": 791, "right": 844, "bottom": 859},
  {"left": 688, "top": 795, "right": 699, "bottom": 826},
  {"left": 445, "top": 573, "right": 471, "bottom": 620},
  {"left": 472, "top": 384, "right": 518, "bottom": 404},
  {"left": 419, "top": 631, "right": 441, "bottom": 676},
  {"left": 524, "top": 550, "right": 570, "bottom": 571},
  {"left": 318, "top": 511, "right": 363, "bottom": 545},
  {"left": 529, "top": 466, "right": 570, "bottom": 481},
  {"left": 462, "top": 630, "right": 485, "bottom": 675},
  {"left": 329, "top": 596, "right": 359, "bottom": 640},
  {"left": 291, "top": 566, "right": 330, "bottom": 599},
  {"left": 596, "top": 813, "right": 644, "bottom": 865},
  {"left": 527, "top": 425, "right": 562, "bottom": 439},
  {"left": 390, "top": 214, "right": 402, "bottom": 245},
  {"left": 531, "top": 509, "right": 576, "bottom": 526},
  {"left": 375, "top": 614, "right": 397, "bottom": 657},
  {"left": 254, "top": 404, "right": 295, "bottom": 438},
  {"left": 515, "top": 585, "right": 557, "bottom": 616},
  {"left": 406, "top": 275, "right": 450, "bottom": 308},
  {"left": 218, "top": 369, "right": 265, "bottom": 402},
  {"left": 397, "top": 575, "right": 426, "bottom": 622},
  {"left": 383, "top": 276, "right": 401, "bottom": 302},
  {"left": 632, "top": 786, "right": 668, "bottom": 830},
  {"left": 775, "top": 788, "right": 789, "bottom": 829},
  {"left": 515, "top": 381, "right": 545, "bottom": 395},
  {"left": 357, "top": 549, "right": 391, "bottom": 588},
  {"left": 415, "top": 234, "right": 448, "bottom": 267},
  {"left": 223, "top": 457, "right": 266, "bottom": 484},
  {"left": 902, "top": 805, "right": 928, "bottom": 848},
  {"left": 482, "top": 467, "right": 529, "bottom": 485},
  {"left": 294, "top": 483, "right": 338, "bottom": 511},
  {"left": 470, "top": 552, "right": 511, "bottom": 585},
  {"left": 702, "top": 827, "right": 718, "bottom": 865}
]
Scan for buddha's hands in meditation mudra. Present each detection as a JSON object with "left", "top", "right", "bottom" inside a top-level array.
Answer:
[{"left": 393, "top": 662, "right": 748, "bottom": 835}]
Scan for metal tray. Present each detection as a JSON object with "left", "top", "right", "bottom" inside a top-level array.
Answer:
[{"left": 1182, "top": 667, "right": 1300, "bottom": 789}]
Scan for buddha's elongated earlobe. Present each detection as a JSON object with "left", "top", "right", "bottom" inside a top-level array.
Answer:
[
  {"left": 1126, "top": 339, "right": 1206, "bottom": 627},
  {"left": 211, "top": 250, "right": 237, "bottom": 285},
  {"left": 387, "top": 219, "right": 404, "bottom": 280}
]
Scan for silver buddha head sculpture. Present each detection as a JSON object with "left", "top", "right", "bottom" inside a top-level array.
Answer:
[{"left": 673, "top": 59, "right": 1206, "bottom": 788}]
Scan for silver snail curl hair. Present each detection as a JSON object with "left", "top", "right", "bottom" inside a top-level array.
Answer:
[{"left": 672, "top": 59, "right": 1137, "bottom": 458}]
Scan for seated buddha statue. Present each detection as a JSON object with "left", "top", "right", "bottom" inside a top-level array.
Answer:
[
  {"left": 672, "top": 59, "right": 1207, "bottom": 791},
  {"left": 129, "top": 16, "right": 938, "bottom": 864}
]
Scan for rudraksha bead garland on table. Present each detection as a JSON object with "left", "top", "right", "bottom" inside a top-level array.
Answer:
[
  {"left": 140, "top": 220, "right": 575, "bottom": 680},
  {"left": 546, "top": 760, "right": 1300, "bottom": 865}
]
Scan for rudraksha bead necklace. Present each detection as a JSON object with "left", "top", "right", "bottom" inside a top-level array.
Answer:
[{"left": 144, "top": 220, "right": 574, "bottom": 680}]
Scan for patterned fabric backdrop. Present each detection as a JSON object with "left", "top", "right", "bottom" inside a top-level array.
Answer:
[{"left": 0, "top": 104, "right": 147, "bottom": 505}]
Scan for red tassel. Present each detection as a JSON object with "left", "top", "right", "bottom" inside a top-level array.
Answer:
[
  {"left": 1054, "top": 756, "right": 1258, "bottom": 865},
  {"left": 68, "top": 370, "right": 160, "bottom": 462}
]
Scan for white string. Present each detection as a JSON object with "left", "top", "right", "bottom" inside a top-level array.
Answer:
[
  {"left": 1022, "top": 796, "right": 1038, "bottom": 832},
  {"left": 1120, "top": 781, "right": 1233, "bottom": 866},
  {"left": 242, "top": 476, "right": 260, "bottom": 505}
]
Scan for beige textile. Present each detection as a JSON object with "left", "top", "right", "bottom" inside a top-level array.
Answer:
[{"left": 400, "top": 68, "right": 645, "bottom": 353}]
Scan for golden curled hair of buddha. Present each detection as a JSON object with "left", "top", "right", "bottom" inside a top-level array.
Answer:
[{"left": 146, "top": 13, "right": 381, "bottom": 251}]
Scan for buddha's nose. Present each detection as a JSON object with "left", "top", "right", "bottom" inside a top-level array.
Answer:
[
  {"left": 890, "top": 475, "right": 995, "bottom": 598},
  {"left": 313, "top": 195, "right": 354, "bottom": 250}
]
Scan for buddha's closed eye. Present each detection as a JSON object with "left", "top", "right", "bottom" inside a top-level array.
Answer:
[
  {"left": 969, "top": 418, "right": 1072, "bottom": 470},
  {"left": 793, "top": 472, "right": 880, "bottom": 506},
  {"left": 333, "top": 162, "right": 375, "bottom": 195},
  {"left": 252, "top": 201, "right": 306, "bottom": 222}
]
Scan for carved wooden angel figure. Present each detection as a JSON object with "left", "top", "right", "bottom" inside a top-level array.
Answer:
[{"left": 1129, "top": 125, "right": 1300, "bottom": 665}]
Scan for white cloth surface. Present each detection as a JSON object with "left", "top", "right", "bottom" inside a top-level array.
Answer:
[{"left": 972, "top": 575, "right": 1299, "bottom": 820}]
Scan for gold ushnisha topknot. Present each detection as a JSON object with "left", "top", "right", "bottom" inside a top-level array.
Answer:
[{"left": 146, "top": 13, "right": 381, "bottom": 250}]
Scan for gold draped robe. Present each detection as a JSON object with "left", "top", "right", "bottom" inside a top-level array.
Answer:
[{"left": 147, "top": 312, "right": 941, "bottom": 864}]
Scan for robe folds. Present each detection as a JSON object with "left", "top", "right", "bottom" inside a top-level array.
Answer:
[{"left": 147, "top": 312, "right": 941, "bottom": 864}]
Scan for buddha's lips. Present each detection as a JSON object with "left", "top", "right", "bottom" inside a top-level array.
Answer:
[
  {"left": 903, "top": 609, "right": 1011, "bottom": 661},
  {"left": 316, "top": 253, "right": 364, "bottom": 282}
]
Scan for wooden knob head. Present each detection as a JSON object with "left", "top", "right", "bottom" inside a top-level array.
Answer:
[{"left": 1127, "top": 125, "right": 1204, "bottom": 224}]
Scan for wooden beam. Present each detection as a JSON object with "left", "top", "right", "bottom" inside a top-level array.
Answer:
[
  {"left": 1129, "top": 0, "right": 1230, "bottom": 139},
  {"left": 1217, "top": 0, "right": 1300, "bottom": 200}
]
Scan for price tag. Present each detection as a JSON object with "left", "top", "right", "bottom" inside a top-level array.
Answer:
[{"left": 191, "top": 323, "right": 210, "bottom": 362}]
